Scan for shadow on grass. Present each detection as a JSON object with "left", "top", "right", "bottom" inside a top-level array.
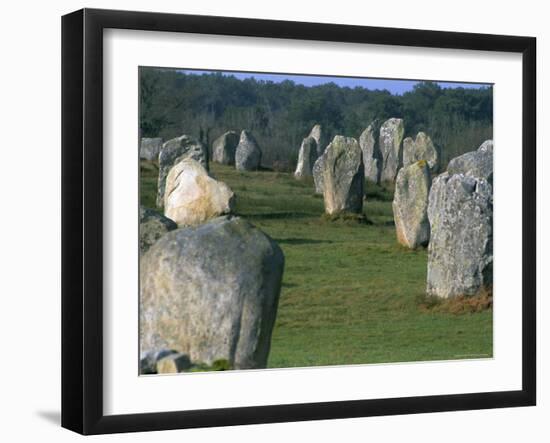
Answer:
[{"left": 275, "top": 238, "right": 334, "bottom": 245}]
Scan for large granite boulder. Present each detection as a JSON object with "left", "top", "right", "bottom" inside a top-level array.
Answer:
[
  {"left": 156, "top": 135, "right": 208, "bottom": 207},
  {"left": 212, "top": 131, "right": 239, "bottom": 165},
  {"left": 392, "top": 161, "right": 431, "bottom": 249},
  {"left": 140, "top": 137, "right": 163, "bottom": 161},
  {"left": 379, "top": 118, "right": 405, "bottom": 182},
  {"left": 322, "top": 136, "right": 364, "bottom": 215},
  {"left": 140, "top": 216, "right": 285, "bottom": 369},
  {"left": 294, "top": 136, "right": 318, "bottom": 179},
  {"left": 308, "top": 124, "right": 326, "bottom": 156},
  {"left": 447, "top": 139, "right": 493, "bottom": 181},
  {"left": 139, "top": 206, "right": 177, "bottom": 255},
  {"left": 235, "top": 130, "right": 262, "bottom": 171},
  {"left": 426, "top": 172, "right": 493, "bottom": 298},
  {"left": 359, "top": 123, "right": 381, "bottom": 184},
  {"left": 402, "top": 132, "right": 439, "bottom": 172},
  {"left": 312, "top": 154, "right": 325, "bottom": 194},
  {"left": 164, "top": 159, "right": 235, "bottom": 227}
]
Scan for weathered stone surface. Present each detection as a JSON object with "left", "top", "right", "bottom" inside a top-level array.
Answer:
[
  {"left": 235, "top": 130, "right": 262, "bottom": 171},
  {"left": 312, "top": 154, "right": 325, "bottom": 194},
  {"left": 308, "top": 124, "right": 325, "bottom": 156},
  {"left": 140, "top": 216, "right": 285, "bottom": 369},
  {"left": 139, "top": 206, "right": 177, "bottom": 255},
  {"left": 212, "top": 131, "right": 239, "bottom": 165},
  {"left": 294, "top": 136, "right": 318, "bottom": 179},
  {"left": 164, "top": 159, "right": 235, "bottom": 227},
  {"left": 393, "top": 161, "right": 431, "bottom": 249},
  {"left": 140, "top": 349, "right": 177, "bottom": 374},
  {"left": 379, "top": 118, "right": 405, "bottom": 182},
  {"left": 322, "top": 136, "right": 364, "bottom": 215},
  {"left": 157, "top": 135, "right": 209, "bottom": 207},
  {"left": 402, "top": 132, "right": 439, "bottom": 172},
  {"left": 140, "top": 137, "right": 163, "bottom": 161},
  {"left": 447, "top": 139, "right": 493, "bottom": 182},
  {"left": 359, "top": 123, "right": 381, "bottom": 183},
  {"left": 426, "top": 172, "right": 493, "bottom": 298},
  {"left": 156, "top": 353, "right": 192, "bottom": 374}
]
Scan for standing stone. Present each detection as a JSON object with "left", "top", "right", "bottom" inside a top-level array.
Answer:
[
  {"left": 322, "top": 136, "right": 364, "bottom": 215},
  {"left": 156, "top": 135, "right": 208, "bottom": 207},
  {"left": 392, "top": 161, "right": 431, "bottom": 249},
  {"left": 156, "top": 353, "right": 192, "bottom": 374},
  {"left": 139, "top": 206, "right": 177, "bottom": 255},
  {"left": 164, "top": 159, "right": 235, "bottom": 227},
  {"left": 140, "top": 216, "right": 285, "bottom": 369},
  {"left": 140, "top": 349, "right": 177, "bottom": 374},
  {"left": 308, "top": 124, "right": 325, "bottom": 156},
  {"left": 212, "top": 131, "right": 239, "bottom": 165},
  {"left": 379, "top": 118, "right": 405, "bottom": 182},
  {"left": 359, "top": 123, "right": 381, "bottom": 184},
  {"left": 235, "top": 130, "right": 262, "bottom": 171},
  {"left": 294, "top": 136, "right": 318, "bottom": 179},
  {"left": 312, "top": 154, "right": 325, "bottom": 194},
  {"left": 427, "top": 172, "right": 493, "bottom": 298},
  {"left": 447, "top": 139, "right": 493, "bottom": 182},
  {"left": 140, "top": 137, "right": 163, "bottom": 161},
  {"left": 402, "top": 132, "right": 439, "bottom": 172}
]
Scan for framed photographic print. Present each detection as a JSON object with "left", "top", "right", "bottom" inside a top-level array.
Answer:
[{"left": 61, "top": 8, "right": 536, "bottom": 435}]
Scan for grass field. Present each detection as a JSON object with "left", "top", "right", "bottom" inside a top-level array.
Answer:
[{"left": 140, "top": 161, "right": 493, "bottom": 368}]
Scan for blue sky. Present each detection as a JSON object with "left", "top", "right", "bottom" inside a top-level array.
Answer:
[{"left": 179, "top": 69, "right": 491, "bottom": 96}]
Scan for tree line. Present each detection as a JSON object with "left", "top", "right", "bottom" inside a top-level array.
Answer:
[{"left": 140, "top": 68, "right": 493, "bottom": 170}]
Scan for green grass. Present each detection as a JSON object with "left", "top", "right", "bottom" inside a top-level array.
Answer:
[{"left": 141, "top": 161, "right": 493, "bottom": 368}]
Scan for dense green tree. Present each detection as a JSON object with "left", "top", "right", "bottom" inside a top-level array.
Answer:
[{"left": 139, "top": 68, "right": 492, "bottom": 170}]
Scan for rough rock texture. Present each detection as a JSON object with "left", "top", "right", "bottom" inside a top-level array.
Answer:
[
  {"left": 447, "top": 139, "right": 493, "bottom": 182},
  {"left": 379, "top": 118, "right": 405, "bottom": 182},
  {"left": 312, "top": 154, "right": 325, "bottom": 194},
  {"left": 212, "top": 131, "right": 239, "bottom": 165},
  {"left": 156, "top": 353, "right": 192, "bottom": 373},
  {"left": 402, "top": 132, "right": 439, "bottom": 172},
  {"left": 308, "top": 124, "right": 325, "bottom": 156},
  {"left": 140, "top": 137, "right": 163, "bottom": 161},
  {"left": 392, "top": 161, "right": 431, "bottom": 249},
  {"left": 359, "top": 123, "right": 381, "bottom": 183},
  {"left": 164, "top": 159, "right": 235, "bottom": 227},
  {"left": 426, "top": 172, "right": 493, "bottom": 298},
  {"left": 294, "top": 136, "right": 318, "bottom": 179},
  {"left": 140, "top": 349, "right": 177, "bottom": 374},
  {"left": 156, "top": 135, "right": 209, "bottom": 207},
  {"left": 235, "top": 130, "right": 262, "bottom": 171},
  {"left": 139, "top": 206, "right": 177, "bottom": 255},
  {"left": 140, "top": 216, "right": 285, "bottom": 369},
  {"left": 322, "top": 136, "right": 364, "bottom": 215}
]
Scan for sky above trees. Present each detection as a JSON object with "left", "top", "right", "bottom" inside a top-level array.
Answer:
[{"left": 178, "top": 69, "right": 491, "bottom": 95}]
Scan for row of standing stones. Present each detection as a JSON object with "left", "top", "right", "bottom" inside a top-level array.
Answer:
[{"left": 138, "top": 120, "right": 492, "bottom": 373}]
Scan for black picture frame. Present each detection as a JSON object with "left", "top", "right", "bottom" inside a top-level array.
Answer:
[{"left": 61, "top": 8, "right": 537, "bottom": 435}]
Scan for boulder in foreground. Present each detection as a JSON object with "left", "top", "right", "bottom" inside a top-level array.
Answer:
[{"left": 140, "top": 216, "right": 285, "bottom": 369}]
